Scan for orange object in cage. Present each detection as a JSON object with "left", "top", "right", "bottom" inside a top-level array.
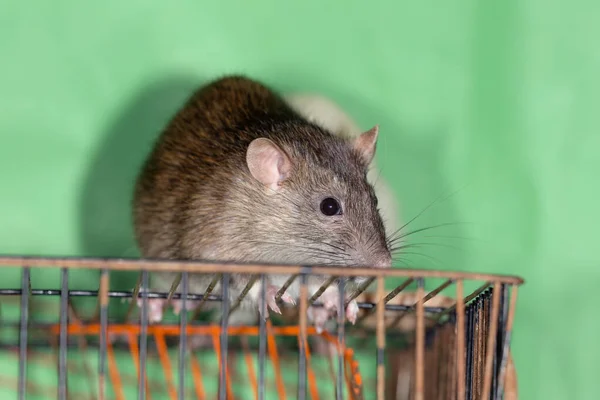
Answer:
[
  {"left": 46, "top": 322, "right": 362, "bottom": 400},
  {"left": 0, "top": 256, "right": 523, "bottom": 400}
]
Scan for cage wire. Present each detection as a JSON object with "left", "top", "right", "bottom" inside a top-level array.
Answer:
[{"left": 0, "top": 256, "right": 522, "bottom": 400}]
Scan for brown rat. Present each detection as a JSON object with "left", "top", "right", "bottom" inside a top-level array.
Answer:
[{"left": 132, "top": 75, "right": 392, "bottom": 331}]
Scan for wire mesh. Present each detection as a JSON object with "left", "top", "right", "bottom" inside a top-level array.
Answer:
[{"left": 0, "top": 255, "right": 523, "bottom": 399}]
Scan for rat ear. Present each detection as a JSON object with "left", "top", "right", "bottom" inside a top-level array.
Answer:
[
  {"left": 246, "top": 138, "right": 292, "bottom": 191},
  {"left": 353, "top": 125, "right": 379, "bottom": 165}
]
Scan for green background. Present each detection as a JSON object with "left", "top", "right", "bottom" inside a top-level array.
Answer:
[{"left": 1, "top": 1, "right": 599, "bottom": 398}]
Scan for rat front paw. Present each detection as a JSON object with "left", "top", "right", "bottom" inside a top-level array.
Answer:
[
  {"left": 259, "top": 285, "right": 296, "bottom": 318},
  {"left": 345, "top": 299, "right": 359, "bottom": 325},
  {"left": 307, "top": 288, "right": 358, "bottom": 333},
  {"left": 136, "top": 298, "right": 166, "bottom": 324}
]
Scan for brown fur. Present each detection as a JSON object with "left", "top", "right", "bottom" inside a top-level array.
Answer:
[{"left": 133, "top": 75, "right": 391, "bottom": 318}]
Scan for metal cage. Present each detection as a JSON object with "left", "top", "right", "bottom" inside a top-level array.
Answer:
[{"left": 0, "top": 256, "right": 523, "bottom": 400}]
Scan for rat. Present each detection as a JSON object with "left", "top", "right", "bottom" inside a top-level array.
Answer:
[{"left": 132, "top": 75, "right": 392, "bottom": 332}]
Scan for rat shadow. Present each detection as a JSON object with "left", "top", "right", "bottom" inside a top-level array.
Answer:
[{"left": 78, "top": 74, "right": 203, "bottom": 290}]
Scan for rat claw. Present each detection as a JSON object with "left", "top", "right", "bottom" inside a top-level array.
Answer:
[
  {"left": 263, "top": 285, "right": 295, "bottom": 316},
  {"left": 346, "top": 299, "right": 359, "bottom": 325},
  {"left": 307, "top": 288, "right": 359, "bottom": 328},
  {"left": 267, "top": 300, "right": 282, "bottom": 315},
  {"left": 279, "top": 291, "right": 296, "bottom": 306}
]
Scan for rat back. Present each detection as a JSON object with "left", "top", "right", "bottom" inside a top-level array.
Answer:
[{"left": 133, "top": 76, "right": 302, "bottom": 260}]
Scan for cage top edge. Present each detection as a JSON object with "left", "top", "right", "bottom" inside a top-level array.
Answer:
[{"left": 0, "top": 255, "right": 525, "bottom": 285}]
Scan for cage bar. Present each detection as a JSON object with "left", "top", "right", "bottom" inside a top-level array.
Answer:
[
  {"left": 229, "top": 274, "right": 259, "bottom": 315},
  {"left": 345, "top": 277, "right": 375, "bottom": 305},
  {"left": 275, "top": 274, "right": 298, "bottom": 303},
  {"left": 17, "top": 266, "right": 30, "bottom": 400},
  {"left": 298, "top": 273, "right": 308, "bottom": 400},
  {"left": 355, "top": 277, "right": 414, "bottom": 325},
  {"left": 0, "top": 256, "right": 523, "bottom": 400},
  {"left": 189, "top": 273, "right": 222, "bottom": 322},
  {"left": 178, "top": 271, "right": 188, "bottom": 400},
  {"left": 455, "top": 279, "right": 466, "bottom": 400},
  {"left": 414, "top": 278, "right": 425, "bottom": 400},
  {"left": 125, "top": 274, "right": 143, "bottom": 322},
  {"left": 219, "top": 274, "right": 230, "bottom": 400},
  {"left": 497, "top": 285, "right": 518, "bottom": 399},
  {"left": 58, "top": 268, "right": 68, "bottom": 400},
  {"left": 138, "top": 270, "right": 149, "bottom": 400},
  {"left": 258, "top": 274, "right": 267, "bottom": 400},
  {"left": 388, "top": 278, "right": 454, "bottom": 328},
  {"left": 168, "top": 273, "right": 182, "bottom": 302},
  {"left": 375, "top": 276, "right": 385, "bottom": 400},
  {"left": 492, "top": 284, "right": 508, "bottom": 397},
  {"left": 481, "top": 283, "right": 501, "bottom": 399},
  {"left": 0, "top": 256, "right": 524, "bottom": 286},
  {"left": 336, "top": 278, "right": 346, "bottom": 400},
  {"left": 309, "top": 276, "right": 337, "bottom": 305},
  {"left": 98, "top": 269, "right": 109, "bottom": 400}
]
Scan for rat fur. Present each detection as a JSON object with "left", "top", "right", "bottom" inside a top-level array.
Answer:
[{"left": 133, "top": 75, "right": 392, "bottom": 331}]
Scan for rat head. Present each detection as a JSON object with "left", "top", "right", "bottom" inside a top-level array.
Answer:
[{"left": 241, "top": 124, "right": 392, "bottom": 272}]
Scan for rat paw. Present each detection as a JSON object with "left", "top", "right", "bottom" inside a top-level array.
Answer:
[
  {"left": 345, "top": 299, "right": 359, "bottom": 325},
  {"left": 260, "top": 285, "right": 296, "bottom": 318},
  {"left": 307, "top": 288, "right": 357, "bottom": 332},
  {"left": 136, "top": 298, "right": 166, "bottom": 324}
]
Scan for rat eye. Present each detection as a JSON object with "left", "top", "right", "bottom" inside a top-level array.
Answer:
[{"left": 320, "top": 197, "right": 342, "bottom": 216}]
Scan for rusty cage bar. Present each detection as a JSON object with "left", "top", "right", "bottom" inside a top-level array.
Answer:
[{"left": 0, "top": 255, "right": 523, "bottom": 399}]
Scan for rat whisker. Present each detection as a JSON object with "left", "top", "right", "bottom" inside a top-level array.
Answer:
[
  {"left": 394, "top": 251, "right": 442, "bottom": 266},
  {"left": 367, "top": 228, "right": 381, "bottom": 249},
  {"left": 385, "top": 184, "right": 469, "bottom": 245},
  {"left": 386, "top": 221, "right": 467, "bottom": 244},
  {"left": 390, "top": 241, "right": 465, "bottom": 254},
  {"left": 391, "top": 257, "right": 411, "bottom": 267},
  {"left": 385, "top": 189, "right": 458, "bottom": 242},
  {"left": 387, "top": 222, "right": 468, "bottom": 246}
]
